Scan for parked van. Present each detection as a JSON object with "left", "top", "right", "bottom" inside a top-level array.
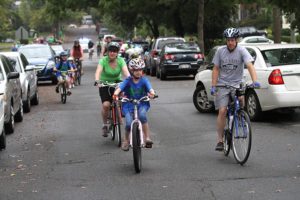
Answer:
[{"left": 82, "top": 15, "right": 93, "bottom": 25}]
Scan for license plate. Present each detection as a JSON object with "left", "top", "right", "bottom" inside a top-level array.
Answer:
[{"left": 179, "top": 64, "right": 191, "bottom": 69}]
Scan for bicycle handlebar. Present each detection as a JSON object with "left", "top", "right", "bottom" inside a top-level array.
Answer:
[
  {"left": 94, "top": 80, "right": 122, "bottom": 87},
  {"left": 120, "top": 95, "right": 158, "bottom": 104}
]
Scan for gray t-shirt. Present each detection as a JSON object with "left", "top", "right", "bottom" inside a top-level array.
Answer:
[{"left": 212, "top": 45, "right": 253, "bottom": 87}]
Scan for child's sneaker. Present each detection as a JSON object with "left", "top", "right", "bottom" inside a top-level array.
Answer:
[
  {"left": 55, "top": 86, "right": 59, "bottom": 93},
  {"left": 121, "top": 141, "right": 129, "bottom": 151},
  {"left": 102, "top": 126, "right": 108, "bottom": 137},
  {"left": 145, "top": 139, "right": 153, "bottom": 148}
]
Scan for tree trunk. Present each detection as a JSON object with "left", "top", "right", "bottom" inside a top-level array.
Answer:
[
  {"left": 197, "top": 0, "right": 205, "bottom": 53},
  {"left": 273, "top": 6, "right": 281, "bottom": 43},
  {"left": 173, "top": 8, "right": 184, "bottom": 37}
]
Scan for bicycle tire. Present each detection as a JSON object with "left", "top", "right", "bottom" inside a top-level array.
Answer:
[
  {"left": 114, "top": 105, "right": 122, "bottom": 147},
  {"left": 77, "top": 65, "right": 82, "bottom": 85},
  {"left": 109, "top": 107, "right": 115, "bottom": 141},
  {"left": 223, "top": 115, "right": 231, "bottom": 156},
  {"left": 231, "top": 110, "right": 252, "bottom": 165},
  {"left": 132, "top": 122, "right": 142, "bottom": 173},
  {"left": 61, "top": 84, "right": 67, "bottom": 104}
]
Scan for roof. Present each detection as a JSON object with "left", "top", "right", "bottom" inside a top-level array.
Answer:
[{"left": 239, "top": 43, "right": 300, "bottom": 50}]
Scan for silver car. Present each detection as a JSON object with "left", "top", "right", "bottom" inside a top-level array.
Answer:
[
  {"left": 0, "top": 93, "right": 5, "bottom": 150},
  {"left": 0, "top": 55, "right": 23, "bottom": 134},
  {"left": 0, "top": 52, "right": 39, "bottom": 113},
  {"left": 193, "top": 44, "right": 300, "bottom": 121}
]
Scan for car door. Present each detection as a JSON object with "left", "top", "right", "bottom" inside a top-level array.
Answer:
[
  {"left": 20, "top": 53, "right": 36, "bottom": 98},
  {"left": 2, "top": 57, "right": 21, "bottom": 111}
]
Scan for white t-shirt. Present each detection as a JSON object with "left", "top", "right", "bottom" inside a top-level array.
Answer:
[{"left": 212, "top": 45, "right": 253, "bottom": 87}]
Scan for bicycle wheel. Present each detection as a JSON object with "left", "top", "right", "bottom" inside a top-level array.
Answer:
[
  {"left": 223, "top": 116, "right": 231, "bottom": 156},
  {"left": 113, "top": 105, "right": 122, "bottom": 147},
  {"left": 132, "top": 122, "right": 142, "bottom": 173},
  {"left": 231, "top": 110, "right": 252, "bottom": 165},
  {"left": 61, "top": 84, "right": 67, "bottom": 104},
  {"left": 77, "top": 65, "right": 82, "bottom": 85}
]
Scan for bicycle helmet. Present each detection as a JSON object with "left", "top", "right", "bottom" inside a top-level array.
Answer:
[
  {"left": 60, "top": 51, "right": 68, "bottom": 57},
  {"left": 223, "top": 27, "right": 240, "bottom": 38},
  {"left": 67, "top": 56, "right": 74, "bottom": 61},
  {"left": 128, "top": 58, "right": 145, "bottom": 70},
  {"left": 107, "top": 42, "right": 120, "bottom": 51}
]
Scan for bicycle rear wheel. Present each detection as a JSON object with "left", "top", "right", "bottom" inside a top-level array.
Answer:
[
  {"left": 60, "top": 84, "right": 67, "bottom": 104},
  {"left": 77, "top": 65, "right": 82, "bottom": 85},
  {"left": 132, "top": 122, "right": 142, "bottom": 173},
  {"left": 231, "top": 110, "right": 252, "bottom": 165}
]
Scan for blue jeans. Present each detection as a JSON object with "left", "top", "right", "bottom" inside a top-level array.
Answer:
[{"left": 124, "top": 106, "right": 148, "bottom": 131}]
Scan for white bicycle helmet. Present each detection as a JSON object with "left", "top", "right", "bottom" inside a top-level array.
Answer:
[
  {"left": 128, "top": 58, "right": 145, "bottom": 70},
  {"left": 223, "top": 27, "right": 240, "bottom": 38},
  {"left": 108, "top": 42, "right": 120, "bottom": 51},
  {"left": 67, "top": 56, "right": 74, "bottom": 61}
]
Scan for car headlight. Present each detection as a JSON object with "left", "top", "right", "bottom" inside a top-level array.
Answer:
[{"left": 46, "top": 61, "right": 55, "bottom": 69}]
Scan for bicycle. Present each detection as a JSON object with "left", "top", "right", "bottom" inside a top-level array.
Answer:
[
  {"left": 96, "top": 81, "right": 123, "bottom": 147},
  {"left": 75, "top": 58, "right": 82, "bottom": 85},
  {"left": 121, "top": 95, "right": 158, "bottom": 173},
  {"left": 218, "top": 84, "right": 254, "bottom": 165},
  {"left": 56, "top": 71, "right": 72, "bottom": 104}
]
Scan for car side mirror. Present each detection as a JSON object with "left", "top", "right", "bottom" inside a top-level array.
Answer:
[
  {"left": 7, "top": 72, "right": 20, "bottom": 80},
  {"left": 25, "top": 65, "right": 35, "bottom": 71}
]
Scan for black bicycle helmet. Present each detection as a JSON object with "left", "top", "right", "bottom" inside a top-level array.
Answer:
[
  {"left": 107, "top": 42, "right": 120, "bottom": 51},
  {"left": 60, "top": 51, "right": 68, "bottom": 57},
  {"left": 223, "top": 27, "right": 240, "bottom": 38}
]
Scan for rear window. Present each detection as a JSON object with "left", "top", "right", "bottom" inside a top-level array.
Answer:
[
  {"left": 164, "top": 42, "right": 200, "bottom": 53},
  {"left": 262, "top": 48, "right": 300, "bottom": 66},
  {"left": 157, "top": 39, "right": 185, "bottom": 49},
  {"left": 19, "top": 46, "right": 52, "bottom": 59}
]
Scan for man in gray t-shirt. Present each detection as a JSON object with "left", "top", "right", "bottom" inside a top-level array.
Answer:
[{"left": 211, "top": 27, "right": 260, "bottom": 151}]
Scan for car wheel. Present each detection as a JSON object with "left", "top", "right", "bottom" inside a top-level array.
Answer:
[
  {"left": 15, "top": 99, "right": 23, "bottom": 122},
  {"left": 160, "top": 69, "right": 166, "bottom": 80},
  {"left": 193, "top": 85, "right": 214, "bottom": 113},
  {"left": 31, "top": 89, "right": 39, "bottom": 105},
  {"left": 245, "top": 90, "right": 262, "bottom": 121},
  {"left": 23, "top": 90, "right": 31, "bottom": 113},
  {"left": 5, "top": 105, "right": 14, "bottom": 134},
  {"left": 0, "top": 129, "right": 6, "bottom": 150}
]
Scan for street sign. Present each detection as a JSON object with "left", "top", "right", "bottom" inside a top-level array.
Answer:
[{"left": 15, "top": 26, "right": 29, "bottom": 40}]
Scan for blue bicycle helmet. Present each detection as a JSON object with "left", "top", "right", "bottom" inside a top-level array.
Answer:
[{"left": 60, "top": 51, "right": 68, "bottom": 57}]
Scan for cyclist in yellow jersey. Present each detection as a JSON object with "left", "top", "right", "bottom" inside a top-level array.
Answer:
[{"left": 94, "top": 42, "right": 130, "bottom": 137}]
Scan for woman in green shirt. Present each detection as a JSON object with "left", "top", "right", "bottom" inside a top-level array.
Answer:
[{"left": 95, "top": 42, "right": 130, "bottom": 137}]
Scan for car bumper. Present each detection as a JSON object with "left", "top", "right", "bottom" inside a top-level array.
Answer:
[
  {"left": 161, "top": 63, "right": 200, "bottom": 75},
  {"left": 257, "top": 87, "right": 300, "bottom": 111}
]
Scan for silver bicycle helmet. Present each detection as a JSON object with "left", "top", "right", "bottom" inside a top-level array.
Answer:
[
  {"left": 223, "top": 27, "right": 240, "bottom": 38},
  {"left": 107, "top": 42, "right": 120, "bottom": 51},
  {"left": 128, "top": 58, "right": 145, "bottom": 70}
]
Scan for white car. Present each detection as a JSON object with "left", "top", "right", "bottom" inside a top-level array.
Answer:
[
  {"left": 193, "top": 44, "right": 300, "bottom": 121},
  {"left": 0, "top": 93, "right": 5, "bottom": 150},
  {"left": 79, "top": 37, "right": 90, "bottom": 53},
  {"left": 0, "top": 52, "right": 39, "bottom": 113},
  {"left": 239, "top": 36, "right": 274, "bottom": 44}
]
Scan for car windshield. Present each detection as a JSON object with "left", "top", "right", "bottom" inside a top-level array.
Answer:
[
  {"left": 51, "top": 45, "right": 64, "bottom": 52},
  {"left": 164, "top": 43, "right": 200, "bottom": 53},
  {"left": 262, "top": 48, "right": 300, "bottom": 66},
  {"left": 19, "top": 46, "right": 52, "bottom": 59}
]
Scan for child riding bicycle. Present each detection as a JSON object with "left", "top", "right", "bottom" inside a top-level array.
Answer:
[
  {"left": 113, "top": 58, "right": 156, "bottom": 151},
  {"left": 54, "top": 51, "right": 74, "bottom": 96}
]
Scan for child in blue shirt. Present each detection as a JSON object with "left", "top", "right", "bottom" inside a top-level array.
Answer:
[{"left": 113, "top": 58, "right": 155, "bottom": 151}]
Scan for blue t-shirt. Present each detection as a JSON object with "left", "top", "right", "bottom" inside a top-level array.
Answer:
[
  {"left": 119, "top": 76, "right": 153, "bottom": 112},
  {"left": 55, "top": 61, "right": 73, "bottom": 76}
]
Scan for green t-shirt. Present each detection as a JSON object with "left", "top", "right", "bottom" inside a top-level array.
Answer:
[{"left": 98, "top": 56, "right": 126, "bottom": 83}]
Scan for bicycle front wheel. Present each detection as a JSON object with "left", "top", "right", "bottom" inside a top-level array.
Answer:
[
  {"left": 61, "top": 84, "right": 67, "bottom": 104},
  {"left": 132, "top": 122, "right": 142, "bottom": 173},
  {"left": 231, "top": 110, "right": 252, "bottom": 165},
  {"left": 114, "top": 105, "right": 122, "bottom": 147}
]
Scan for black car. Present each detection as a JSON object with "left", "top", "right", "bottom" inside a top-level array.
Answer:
[{"left": 156, "top": 42, "right": 204, "bottom": 80}]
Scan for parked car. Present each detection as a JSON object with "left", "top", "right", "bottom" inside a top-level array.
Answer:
[
  {"left": 145, "top": 37, "right": 185, "bottom": 76},
  {"left": 51, "top": 45, "right": 65, "bottom": 57},
  {"left": 0, "top": 93, "right": 6, "bottom": 150},
  {"left": 239, "top": 36, "right": 274, "bottom": 44},
  {"left": 193, "top": 44, "right": 300, "bottom": 121},
  {"left": 18, "top": 44, "right": 57, "bottom": 84},
  {"left": 0, "top": 55, "right": 23, "bottom": 134},
  {"left": 237, "top": 26, "right": 267, "bottom": 37},
  {"left": 0, "top": 52, "right": 39, "bottom": 113},
  {"left": 156, "top": 42, "right": 204, "bottom": 80},
  {"left": 98, "top": 27, "right": 110, "bottom": 39}
]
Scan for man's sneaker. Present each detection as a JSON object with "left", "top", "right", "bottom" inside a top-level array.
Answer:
[
  {"left": 102, "top": 126, "right": 108, "bottom": 137},
  {"left": 55, "top": 86, "right": 59, "bottom": 93},
  {"left": 215, "top": 142, "right": 224, "bottom": 151},
  {"left": 67, "top": 91, "right": 72, "bottom": 96}
]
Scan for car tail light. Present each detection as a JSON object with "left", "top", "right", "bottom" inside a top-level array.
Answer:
[
  {"left": 164, "top": 54, "right": 174, "bottom": 60},
  {"left": 268, "top": 69, "right": 284, "bottom": 85},
  {"left": 194, "top": 53, "right": 204, "bottom": 60}
]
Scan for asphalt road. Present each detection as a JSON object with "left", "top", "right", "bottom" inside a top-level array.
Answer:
[{"left": 0, "top": 25, "right": 299, "bottom": 200}]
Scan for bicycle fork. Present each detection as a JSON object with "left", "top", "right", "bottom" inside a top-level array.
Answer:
[{"left": 129, "top": 119, "right": 144, "bottom": 147}]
